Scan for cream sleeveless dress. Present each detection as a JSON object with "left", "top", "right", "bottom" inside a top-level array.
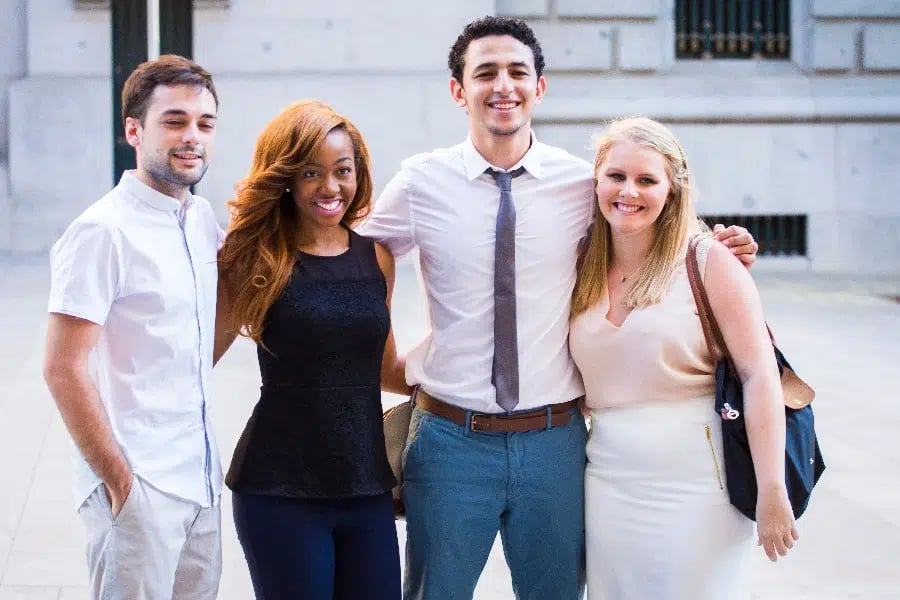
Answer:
[{"left": 569, "top": 242, "right": 754, "bottom": 600}]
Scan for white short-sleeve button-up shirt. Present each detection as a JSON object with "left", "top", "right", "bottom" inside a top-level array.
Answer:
[
  {"left": 48, "top": 172, "right": 223, "bottom": 508},
  {"left": 358, "top": 135, "right": 594, "bottom": 413}
]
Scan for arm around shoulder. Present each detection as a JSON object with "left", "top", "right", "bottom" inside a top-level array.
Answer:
[
  {"left": 213, "top": 267, "right": 239, "bottom": 365},
  {"left": 375, "top": 243, "right": 410, "bottom": 396}
]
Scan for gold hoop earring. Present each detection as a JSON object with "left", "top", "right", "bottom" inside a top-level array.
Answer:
[{"left": 251, "top": 274, "right": 268, "bottom": 288}]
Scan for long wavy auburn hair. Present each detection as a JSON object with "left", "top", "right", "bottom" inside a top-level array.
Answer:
[
  {"left": 218, "top": 99, "right": 374, "bottom": 344},
  {"left": 572, "top": 117, "right": 706, "bottom": 316}
]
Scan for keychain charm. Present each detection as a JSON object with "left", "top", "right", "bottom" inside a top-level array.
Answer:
[{"left": 720, "top": 402, "right": 740, "bottom": 420}]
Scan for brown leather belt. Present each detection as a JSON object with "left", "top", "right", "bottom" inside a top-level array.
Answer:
[{"left": 415, "top": 388, "right": 579, "bottom": 433}]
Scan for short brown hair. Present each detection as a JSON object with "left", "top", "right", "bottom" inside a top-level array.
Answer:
[{"left": 121, "top": 54, "right": 218, "bottom": 125}]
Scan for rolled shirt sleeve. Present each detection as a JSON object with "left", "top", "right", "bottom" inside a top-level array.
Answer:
[{"left": 48, "top": 220, "right": 120, "bottom": 326}]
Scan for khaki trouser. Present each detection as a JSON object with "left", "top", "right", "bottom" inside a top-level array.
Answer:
[{"left": 78, "top": 473, "right": 221, "bottom": 600}]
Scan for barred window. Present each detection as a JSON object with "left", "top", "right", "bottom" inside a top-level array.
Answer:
[
  {"left": 700, "top": 215, "right": 807, "bottom": 256},
  {"left": 676, "top": 0, "right": 790, "bottom": 59}
]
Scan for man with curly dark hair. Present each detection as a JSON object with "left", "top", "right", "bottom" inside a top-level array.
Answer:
[
  {"left": 447, "top": 16, "right": 545, "bottom": 84},
  {"left": 360, "top": 16, "right": 590, "bottom": 598},
  {"left": 360, "top": 15, "right": 758, "bottom": 599}
]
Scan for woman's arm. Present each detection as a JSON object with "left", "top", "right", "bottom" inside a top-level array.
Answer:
[
  {"left": 213, "top": 268, "right": 239, "bottom": 366},
  {"left": 375, "top": 243, "right": 411, "bottom": 395},
  {"left": 704, "top": 242, "right": 799, "bottom": 561}
]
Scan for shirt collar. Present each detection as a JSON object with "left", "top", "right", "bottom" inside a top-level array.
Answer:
[
  {"left": 119, "top": 171, "right": 194, "bottom": 220},
  {"left": 461, "top": 131, "right": 544, "bottom": 181}
]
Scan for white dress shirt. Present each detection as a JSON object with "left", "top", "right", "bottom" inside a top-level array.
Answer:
[
  {"left": 48, "top": 172, "right": 223, "bottom": 508},
  {"left": 358, "top": 134, "right": 594, "bottom": 413}
]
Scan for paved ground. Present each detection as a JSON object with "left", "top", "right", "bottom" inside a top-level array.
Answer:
[{"left": 0, "top": 253, "right": 898, "bottom": 599}]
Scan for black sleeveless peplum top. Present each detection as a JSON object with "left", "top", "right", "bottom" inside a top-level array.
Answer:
[{"left": 226, "top": 229, "right": 396, "bottom": 498}]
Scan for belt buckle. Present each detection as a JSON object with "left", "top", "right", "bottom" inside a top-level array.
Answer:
[{"left": 470, "top": 413, "right": 493, "bottom": 432}]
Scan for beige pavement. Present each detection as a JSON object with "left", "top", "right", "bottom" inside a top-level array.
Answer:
[{"left": 0, "top": 253, "right": 899, "bottom": 599}]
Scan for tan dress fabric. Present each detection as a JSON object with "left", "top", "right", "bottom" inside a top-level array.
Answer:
[{"left": 569, "top": 242, "right": 754, "bottom": 600}]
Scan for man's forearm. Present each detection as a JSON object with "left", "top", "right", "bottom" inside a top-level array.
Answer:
[{"left": 45, "top": 367, "right": 131, "bottom": 493}]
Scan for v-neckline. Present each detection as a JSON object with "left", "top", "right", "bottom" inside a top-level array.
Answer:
[{"left": 602, "top": 284, "right": 634, "bottom": 330}]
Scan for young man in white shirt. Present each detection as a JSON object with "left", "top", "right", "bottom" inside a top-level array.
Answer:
[
  {"left": 359, "top": 16, "right": 758, "bottom": 599},
  {"left": 43, "top": 55, "right": 223, "bottom": 599}
]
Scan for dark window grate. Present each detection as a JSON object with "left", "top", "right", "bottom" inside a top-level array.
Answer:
[
  {"left": 676, "top": 0, "right": 790, "bottom": 59},
  {"left": 700, "top": 214, "right": 806, "bottom": 256},
  {"left": 75, "top": 0, "right": 228, "bottom": 8}
]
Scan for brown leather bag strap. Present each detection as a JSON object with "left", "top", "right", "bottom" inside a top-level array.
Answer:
[
  {"left": 687, "top": 236, "right": 778, "bottom": 374},
  {"left": 686, "top": 237, "right": 816, "bottom": 410},
  {"left": 686, "top": 236, "right": 736, "bottom": 373}
]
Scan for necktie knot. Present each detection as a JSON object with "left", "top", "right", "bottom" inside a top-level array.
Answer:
[{"left": 488, "top": 167, "right": 525, "bottom": 192}]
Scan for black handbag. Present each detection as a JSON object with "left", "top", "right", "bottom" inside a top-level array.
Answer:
[{"left": 685, "top": 236, "right": 825, "bottom": 521}]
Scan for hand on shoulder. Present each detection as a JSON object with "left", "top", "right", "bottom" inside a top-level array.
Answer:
[{"left": 712, "top": 223, "right": 759, "bottom": 268}]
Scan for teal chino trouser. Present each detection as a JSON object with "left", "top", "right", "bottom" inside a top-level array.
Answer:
[{"left": 401, "top": 404, "right": 587, "bottom": 600}]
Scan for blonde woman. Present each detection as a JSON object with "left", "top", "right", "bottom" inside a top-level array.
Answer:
[{"left": 569, "top": 117, "right": 797, "bottom": 599}]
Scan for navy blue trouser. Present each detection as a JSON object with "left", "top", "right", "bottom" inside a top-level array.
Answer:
[{"left": 232, "top": 491, "right": 401, "bottom": 600}]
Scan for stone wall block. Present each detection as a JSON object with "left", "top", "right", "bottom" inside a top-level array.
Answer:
[
  {"left": 557, "top": 0, "right": 660, "bottom": 18},
  {"left": 618, "top": 24, "right": 664, "bottom": 72},
  {"left": 810, "top": 23, "right": 858, "bottom": 71},
  {"left": 350, "top": 16, "right": 489, "bottom": 70},
  {"left": 530, "top": 24, "right": 612, "bottom": 71},
  {"left": 196, "top": 19, "right": 354, "bottom": 73},
  {"left": 9, "top": 78, "right": 112, "bottom": 249},
  {"left": 862, "top": 24, "right": 900, "bottom": 70},
  {"left": 670, "top": 124, "right": 838, "bottom": 216},
  {"left": 835, "top": 124, "right": 900, "bottom": 214},
  {"left": 28, "top": 0, "right": 110, "bottom": 76},
  {"left": 496, "top": 0, "right": 548, "bottom": 18},
  {"left": 812, "top": 0, "right": 900, "bottom": 17}
]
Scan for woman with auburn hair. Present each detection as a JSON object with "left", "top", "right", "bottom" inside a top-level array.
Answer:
[
  {"left": 569, "top": 117, "right": 797, "bottom": 599},
  {"left": 215, "top": 99, "right": 407, "bottom": 599}
]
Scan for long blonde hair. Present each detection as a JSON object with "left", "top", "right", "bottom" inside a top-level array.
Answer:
[
  {"left": 572, "top": 117, "right": 704, "bottom": 315},
  {"left": 218, "top": 100, "right": 374, "bottom": 344}
]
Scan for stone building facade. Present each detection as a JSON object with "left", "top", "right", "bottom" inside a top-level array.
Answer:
[{"left": 1, "top": 0, "right": 898, "bottom": 272}]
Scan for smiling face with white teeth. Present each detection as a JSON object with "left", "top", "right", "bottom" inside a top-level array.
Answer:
[
  {"left": 595, "top": 139, "right": 672, "bottom": 244},
  {"left": 450, "top": 35, "right": 546, "bottom": 150},
  {"left": 290, "top": 127, "right": 358, "bottom": 236},
  {"left": 126, "top": 84, "right": 217, "bottom": 201}
]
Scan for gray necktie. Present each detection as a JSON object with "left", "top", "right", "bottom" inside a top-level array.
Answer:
[{"left": 488, "top": 167, "right": 525, "bottom": 413}]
